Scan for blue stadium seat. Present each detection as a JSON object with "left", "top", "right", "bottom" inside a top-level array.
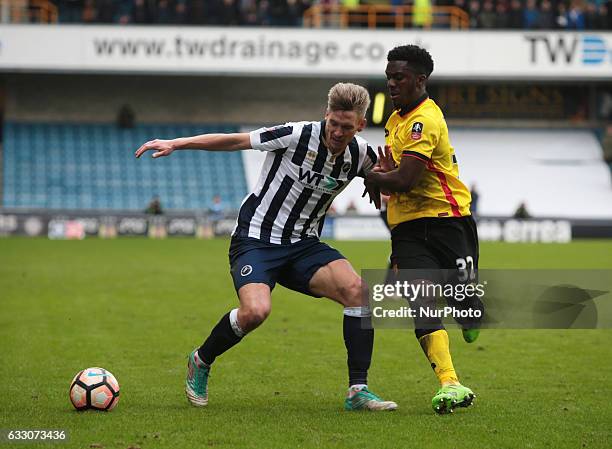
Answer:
[{"left": 2, "top": 122, "right": 248, "bottom": 211}]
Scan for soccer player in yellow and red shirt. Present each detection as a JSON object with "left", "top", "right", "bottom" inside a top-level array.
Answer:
[{"left": 366, "top": 45, "right": 481, "bottom": 414}]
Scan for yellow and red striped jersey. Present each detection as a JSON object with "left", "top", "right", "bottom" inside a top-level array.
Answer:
[{"left": 385, "top": 94, "right": 471, "bottom": 228}]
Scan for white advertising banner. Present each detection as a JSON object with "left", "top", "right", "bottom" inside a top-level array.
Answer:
[
  {"left": 333, "top": 217, "right": 391, "bottom": 240},
  {"left": 0, "top": 25, "right": 610, "bottom": 79}
]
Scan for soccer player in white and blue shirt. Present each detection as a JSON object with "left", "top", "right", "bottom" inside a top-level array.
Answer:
[{"left": 135, "top": 83, "right": 396, "bottom": 411}]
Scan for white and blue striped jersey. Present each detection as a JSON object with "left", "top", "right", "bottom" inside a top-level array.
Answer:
[{"left": 232, "top": 120, "right": 377, "bottom": 244}]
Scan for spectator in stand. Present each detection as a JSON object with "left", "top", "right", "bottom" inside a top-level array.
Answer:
[
  {"left": 600, "top": 90, "right": 612, "bottom": 120},
  {"left": 556, "top": 2, "right": 569, "bottom": 27},
  {"left": 601, "top": 3, "right": 610, "bottom": 29},
  {"left": 117, "top": 1, "right": 133, "bottom": 24},
  {"left": 82, "top": 0, "right": 97, "bottom": 23},
  {"left": 536, "top": 0, "right": 556, "bottom": 28},
  {"left": 258, "top": 0, "right": 271, "bottom": 25},
  {"left": 155, "top": 0, "right": 174, "bottom": 23},
  {"left": 173, "top": 0, "right": 188, "bottom": 24},
  {"left": 318, "top": 0, "right": 341, "bottom": 28},
  {"left": 117, "top": 104, "right": 136, "bottom": 129},
  {"left": 470, "top": 184, "right": 480, "bottom": 218},
  {"left": 209, "top": 194, "right": 225, "bottom": 221},
  {"left": 201, "top": 0, "right": 223, "bottom": 25},
  {"left": 508, "top": 0, "right": 524, "bottom": 28},
  {"left": 523, "top": 0, "right": 540, "bottom": 28},
  {"left": 219, "top": 0, "right": 241, "bottom": 25},
  {"left": 585, "top": 1, "right": 607, "bottom": 29},
  {"left": 57, "top": 0, "right": 84, "bottom": 23},
  {"left": 95, "top": 0, "right": 116, "bottom": 23},
  {"left": 189, "top": 0, "right": 207, "bottom": 24},
  {"left": 567, "top": 0, "right": 586, "bottom": 29},
  {"left": 478, "top": 0, "right": 497, "bottom": 28},
  {"left": 287, "top": 0, "right": 309, "bottom": 26},
  {"left": 467, "top": 0, "right": 481, "bottom": 27},
  {"left": 345, "top": 200, "right": 358, "bottom": 215},
  {"left": 238, "top": 0, "right": 261, "bottom": 25},
  {"left": 413, "top": 0, "right": 434, "bottom": 28},
  {"left": 495, "top": 1, "right": 511, "bottom": 28},
  {"left": 513, "top": 202, "right": 531, "bottom": 219},
  {"left": 131, "top": 0, "right": 152, "bottom": 24},
  {"left": 145, "top": 195, "right": 163, "bottom": 215},
  {"left": 602, "top": 125, "right": 612, "bottom": 174},
  {"left": 268, "top": 0, "right": 289, "bottom": 26}
]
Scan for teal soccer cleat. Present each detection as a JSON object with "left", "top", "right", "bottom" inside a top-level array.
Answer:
[
  {"left": 344, "top": 386, "right": 397, "bottom": 411},
  {"left": 185, "top": 349, "right": 210, "bottom": 407}
]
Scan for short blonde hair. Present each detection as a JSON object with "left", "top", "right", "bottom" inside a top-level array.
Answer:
[{"left": 327, "top": 83, "right": 371, "bottom": 118}]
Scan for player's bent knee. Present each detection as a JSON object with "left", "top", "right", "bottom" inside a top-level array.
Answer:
[
  {"left": 237, "top": 283, "right": 272, "bottom": 330},
  {"left": 339, "top": 278, "right": 365, "bottom": 307},
  {"left": 240, "top": 303, "right": 271, "bottom": 329}
]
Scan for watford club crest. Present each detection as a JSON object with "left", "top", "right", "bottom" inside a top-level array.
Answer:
[{"left": 411, "top": 122, "right": 424, "bottom": 140}]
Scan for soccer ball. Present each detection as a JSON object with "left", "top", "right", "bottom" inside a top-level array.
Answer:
[{"left": 69, "top": 367, "right": 120, "bottom": 411}]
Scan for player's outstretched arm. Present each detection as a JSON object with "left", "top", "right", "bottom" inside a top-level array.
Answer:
[{"left": 134, "top": 133, "right": 251, "bottom": 159}]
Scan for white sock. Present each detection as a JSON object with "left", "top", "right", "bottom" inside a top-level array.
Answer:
[
  {"left": 349, "top": 384, "right": 368, "bottom": 392},
  {"left": 229, "top": 308, "right": 245, "bottom": 338},
  {"left": 343, "top": 307, "right": 371, "bottom": 318}
]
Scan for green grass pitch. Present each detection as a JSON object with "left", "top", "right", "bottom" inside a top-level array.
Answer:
[{"left": 1, "top": 238, "right": 611, "bottom": 449}]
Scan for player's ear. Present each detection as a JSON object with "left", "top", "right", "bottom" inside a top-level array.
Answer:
[
  {"left": 417, "top": 74, "right": 427, "bottom": 89},
  {"left": 357, "top": 117, "right": 366, "bottom": 132}
]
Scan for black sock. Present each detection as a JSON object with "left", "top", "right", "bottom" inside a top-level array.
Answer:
[
  {"left": 198, "top": 312, "right": 243, "bottom": 365},
  {"left": 343, "top": 315, "right": 373, "bottom": 387},
  {"left": 413, "top": 294, "right": 444, "bottom": 340},
  {"left": 415, "top": 327, "right": 445, "bottom": 340}
]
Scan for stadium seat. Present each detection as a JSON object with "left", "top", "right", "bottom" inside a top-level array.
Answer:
[{"left": 2, "top": 122, "right": 248, "bottom": 211}]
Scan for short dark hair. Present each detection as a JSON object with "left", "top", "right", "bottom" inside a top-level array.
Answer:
[{"left": 387, "top": 45, "right": 434, "bottom": 77}]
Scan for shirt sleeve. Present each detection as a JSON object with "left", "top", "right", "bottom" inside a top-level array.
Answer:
[
  {"left": 249, "top": 123, "right": 296, "bottom": 152},
  {"left": 357, "top": 145, "right": 378, "bottom": 178},
  {"left": 397, "top": 114, "right": 438, "bottom": 163}
]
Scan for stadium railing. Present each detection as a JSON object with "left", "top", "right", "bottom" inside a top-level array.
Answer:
[
  {"left": 302, "top": 4, "right": 470, "bottom": 29},
  {"left": 0, "top": 0, "right": 57, "bottom": 23}
]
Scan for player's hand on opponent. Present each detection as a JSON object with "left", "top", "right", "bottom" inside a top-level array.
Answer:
[
  {"left": 135, "top": 139, "right": 176, "bottom": 159},
  {"left": 377, "top": 145, "right": 396, "bottom": 173},
  {"left": 372, "top": 145, "right": 395, "bottom": 197},
  {"left": 362, "top": 177, "right": 382, "bottom": 210}
]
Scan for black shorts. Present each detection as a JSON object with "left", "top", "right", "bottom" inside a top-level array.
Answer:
[
  {"left": 391, "top": 216, "right": 479, "bottom": 271},
  {"left": 391, "top": 216, "right": 482, "bottom": 330},
  {"left": 228, "top": 236, "right": 345, "bottom": 297}
]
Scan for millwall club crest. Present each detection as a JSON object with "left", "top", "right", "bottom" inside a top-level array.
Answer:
[
  {"left": 341, "top": 162, "right": 351, "bottom": 173},
  {"left": 411, "top": 122, "right": 424, "bottom": 140},
  {"left": 306, "top": 150, "right": 317, "bottom": 162}
]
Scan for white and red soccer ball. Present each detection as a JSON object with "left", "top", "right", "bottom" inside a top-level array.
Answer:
[{"left": 69, "top": 367, "right": 120, "bottom": 411}]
